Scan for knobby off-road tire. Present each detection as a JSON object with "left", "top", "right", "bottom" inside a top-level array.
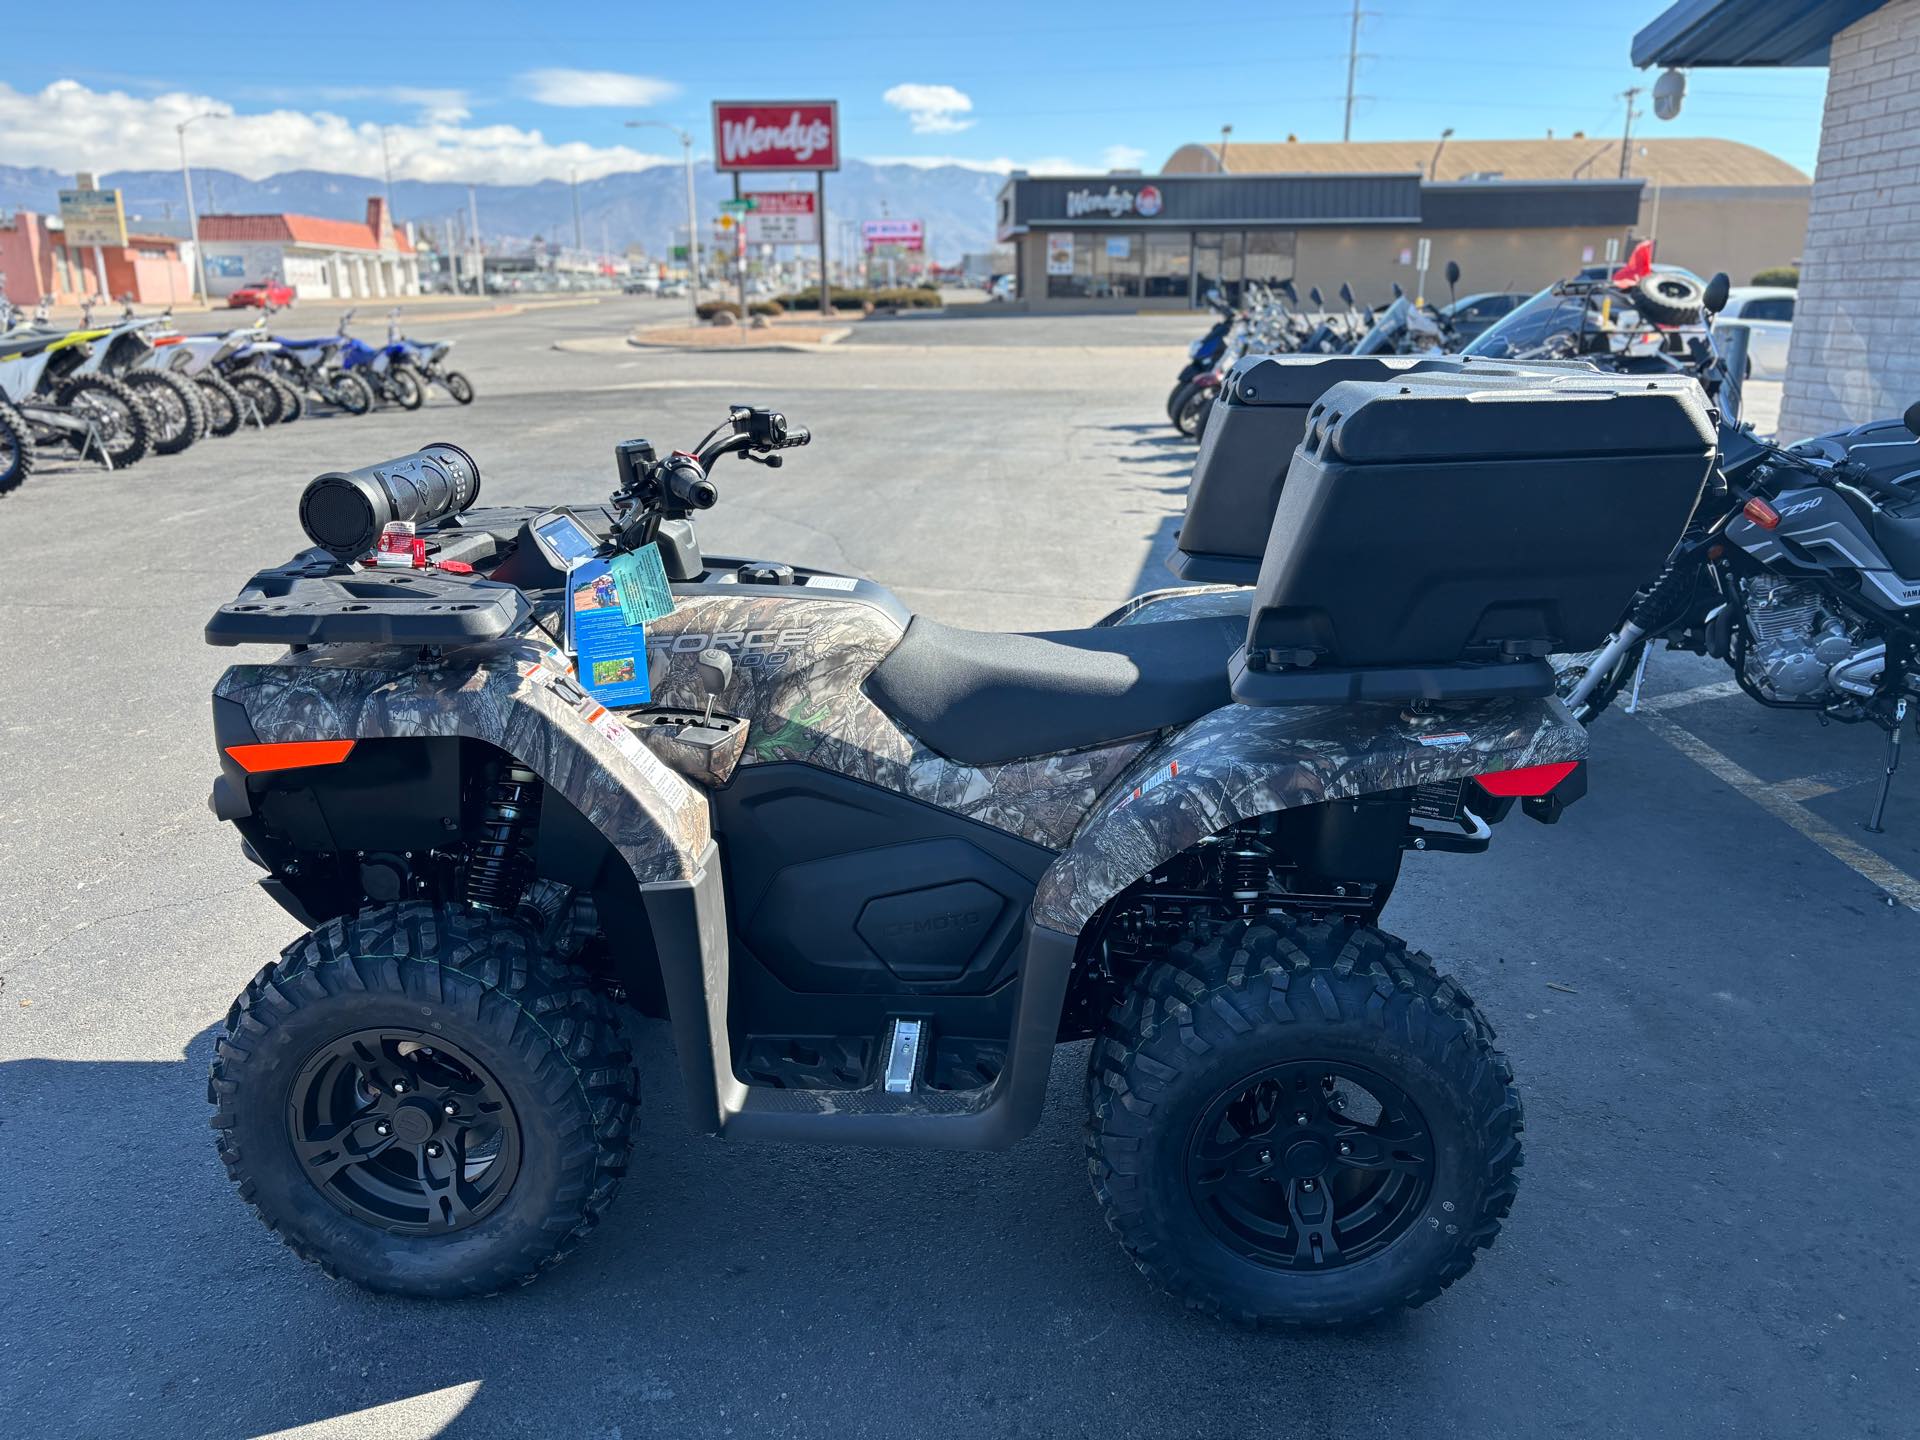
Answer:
[
  {"left": 208, "top": 902, "right": 637, "bottom": 1297},
  {"left": 196, "top": 374, "right": 242, "bottom": 437},
  {"left": 1633, "top": 271, "right": 1705, "bottom": 327},
  {"left": 124, "top": 370, "right": 206, "bottom": 454},
  {"left": 329, "top": 369, "right": 374, "bottom": 415},
  {"left": 56, "top": 373, "right": 149, "bottom": 466},
  {"left": 269, "top": 373, "right": 305, "bottom": 424},
  {"left": 389, "top": 364, "right": 425, "bottom": 411},
  {"left": 442, "top": 369, "right": 475, "bottom": 404},
  {"left": 228, "top": 370, "right": 284, "bottom": 427},
  {"left": 1087, "top": 915, "right": 1522, "bottom": 1327},
  {"left": 0, "top": 399, "right": 34, "bottom": 495}
]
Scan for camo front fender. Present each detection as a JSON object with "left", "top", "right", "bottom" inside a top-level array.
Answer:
[
  {"left": 1031, "top": 696, "right": 1587, "bottom": 933},
  {"left": 214, "top": 637, "right": 709, "bottom": 884}
]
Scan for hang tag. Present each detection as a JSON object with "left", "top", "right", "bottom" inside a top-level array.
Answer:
[
  {"left": 570, "top": 560, "right": 651, "bottom": 707},
  {"left": 611, "top": 543, "right": 674, "bottom": 625}
]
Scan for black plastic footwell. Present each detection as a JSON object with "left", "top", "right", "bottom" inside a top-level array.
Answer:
[{"left": 641, "top": 854, "right": 1076, "bottom": 1151}]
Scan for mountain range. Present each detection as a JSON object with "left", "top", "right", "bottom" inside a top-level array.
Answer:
[{"left": 0, "top": 161, "right": 1008, "bottom": 264}]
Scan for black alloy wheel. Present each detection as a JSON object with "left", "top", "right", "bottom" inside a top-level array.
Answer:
[
  {"left": 287, "top": 1028, "right": 522, "bottom": 1234},
  {"left": 1186, "top": 1060, "right": 1434, "bottom": 1272}
]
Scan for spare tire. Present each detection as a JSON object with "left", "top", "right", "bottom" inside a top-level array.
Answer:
[{"left": 1633, "top": 271, "right": 1705, "bottom": 326}]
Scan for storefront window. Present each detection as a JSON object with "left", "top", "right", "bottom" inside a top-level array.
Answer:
[
  {"left": 1143, "top": 233, "right": 1190, "bottom": 299},
  {"left": 1243, "top": 230, "right": 1296, "bottom": 290},
  {"left": 1045, "top": 231, "right": 1146, "bottom": 298}
]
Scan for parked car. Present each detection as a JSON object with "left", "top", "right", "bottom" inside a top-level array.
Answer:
[
  {"left": 623, "top": 276, "right": 660, "bottom": 295},
  {"left": 988, "top": 274, "right": 1016, "bottom": 302},
  {"left": 1713, "top": 285, "right": 1796, "bottom": 378},
  {"left": 1438, "top": 290, "right": 1529, "bottom": 346},
  {"left": 227, "top": 279, "right": 295, "bottom": 309}
]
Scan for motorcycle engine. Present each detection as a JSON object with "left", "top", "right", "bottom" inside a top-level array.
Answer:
[{"left": 1740, "top": 578, "right": 1866, "bottom": 699}]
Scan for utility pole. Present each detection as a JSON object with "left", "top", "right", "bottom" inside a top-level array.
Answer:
[
  {"left": 1618, "top": 87, "right": 1643, "bottom": 178},
  {"left": 625, "top": 120, "right": 701, "bottom": 319},
  {"left": 1343, "top": 0, "right": 1364, "bottom": 142},
  {"left": 570, "top": 167, "right": 584, "bottom": 252},
  {"left": 176, "top": 110, "right": 220, "bottom": 306},
  {"left": 467, "top": 185, "right": 483, "bottom": 296}
]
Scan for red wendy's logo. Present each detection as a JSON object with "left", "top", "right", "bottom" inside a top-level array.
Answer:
[{"left": 1135, "top": 185, "right": 1164, "bottom": 217}]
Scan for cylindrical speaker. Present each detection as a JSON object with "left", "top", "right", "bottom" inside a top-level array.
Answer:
[{"left": 299, "top": 442, "right": 482, "bottom": 559}]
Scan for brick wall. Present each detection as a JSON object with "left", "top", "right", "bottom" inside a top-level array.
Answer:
[{"left": 1778, "top": 0, "right": 1920, "bottom": 439}]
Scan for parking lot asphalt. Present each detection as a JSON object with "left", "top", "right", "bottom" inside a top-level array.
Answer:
[{"left": 1, "top": 298, "right": 1915, "bottom": 1440}]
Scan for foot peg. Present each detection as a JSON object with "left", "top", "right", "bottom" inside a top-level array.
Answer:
[{"left": 883, "top": 1018, "right": 924, "bottom": 1094}]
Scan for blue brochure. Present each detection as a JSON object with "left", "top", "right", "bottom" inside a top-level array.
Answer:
[{"left": 569, "top": 559, "right": 651, "bottom": 707}]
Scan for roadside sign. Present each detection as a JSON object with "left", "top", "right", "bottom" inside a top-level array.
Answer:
[
  {"left": 671, "top": 245, "right": 689, "bottom": 260},
  {"left": 711, "top": 101, "right": 840, "bottom": 173},
  {"left": 59, "top": 185, "right": 127, "bottom": 249},
  {"left": 861, "top": 219, "right": 925, "bottom": 253},
  {"left": 745, "top": 192, "right": 818, "bottom": 245},
  {"left": 1415, "top": 237, "right": 1431, "bottom": 272},
  {"left": 720, "top": 198, "right": 757, "bottom": 212}
]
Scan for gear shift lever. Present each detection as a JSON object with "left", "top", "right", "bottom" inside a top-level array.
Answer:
[{"left": 695, "top": 648, "right": 732, "bottom": 725}]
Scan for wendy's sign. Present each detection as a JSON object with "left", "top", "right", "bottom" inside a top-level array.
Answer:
[{"left": 711, "top": 101, "right": 840, "bottom": 173}]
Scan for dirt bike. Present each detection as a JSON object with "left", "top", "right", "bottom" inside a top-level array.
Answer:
[
  {"left": 199, "top": 381, "right": 1706, "bottom": 1324},
  {"left": 0, "top": 300, "right": 152, "bottom": 469},
  {"left": 386, "top": 309, "right": 475, "bottom": 404}
]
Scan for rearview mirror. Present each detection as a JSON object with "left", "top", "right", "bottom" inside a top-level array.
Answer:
[
  {"left": 1905, "top": 400, "right": 1920, "bottom": 441},
  {"left": 1703, "top": 272, "right": 1730, "bottom": 317},
  {"left": 1339, "top": 282, "right": 1355, "bottom": 306},
  {"left": 1310, "top": 285, "right": 1324, "bottom": 307},
  {"left": 1445, "top": 259, "right": 1461, "bottom": 287},
  {"left": 1391, "top": 281, "right": 1404, "bottom": 299},
  {"left": 1279, "top": 278, "right": 1298, "bottom": 304}
]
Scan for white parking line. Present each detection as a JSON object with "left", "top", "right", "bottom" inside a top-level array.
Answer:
[
  {"left": 1633, "top": 679, "right": 1744, "bottom": 713},
  {"left": 1635, "top": 710, "right": 1920, "bottom": 910}
]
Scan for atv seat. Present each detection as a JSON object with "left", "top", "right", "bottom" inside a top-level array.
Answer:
[
  {"left": 1871, "top": 503, "right": 1920, "bottom": 576},
  {"left": 868, "top": 614, "right": 1244, "bottom": 767}
]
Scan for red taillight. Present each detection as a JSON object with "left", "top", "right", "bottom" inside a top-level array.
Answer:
[
  {"left": 1743, "top": 497, "right": 1780, "bottom": 530},
  {"left": 224, "top": 740, "right": 356, "bottom": 774},
  {"left": 1475, "top": 761, "right": 1580, "bottom": 797}
]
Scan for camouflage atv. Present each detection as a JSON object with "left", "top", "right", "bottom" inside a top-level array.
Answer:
[{"left": 203, "top": 387, "right": 1706, "bottom": 1324}]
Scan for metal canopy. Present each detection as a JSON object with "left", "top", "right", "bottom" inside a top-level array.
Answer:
[{"left": 1633, "top": 0, "right": 1887, "bottom": 67}]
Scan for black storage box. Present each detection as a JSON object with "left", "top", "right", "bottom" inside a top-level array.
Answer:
[
  {"left": 1231, "top": 372, "right": 1716, "bottom": 706},
  {"left": 1174, "top": 353, "right": 1597, "bottom": 583}
]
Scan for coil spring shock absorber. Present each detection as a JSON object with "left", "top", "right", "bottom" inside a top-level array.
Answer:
[
  {"left": 1224, "top": 844, "right": 1270, "bottom": 903},
  {"left": 466, "top": 766, "right": 540, "bottom": 910}
]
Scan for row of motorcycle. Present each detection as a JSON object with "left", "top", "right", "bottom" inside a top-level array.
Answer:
[
  {"left": 0, "top": 301, "right": 476, "bottom": 495},
  {"left": 1166, "top": 243, "right": 1719, "bottom": 440},
  {"left": 1165, "top": 254, "right": 1920, "bottom": 842}
]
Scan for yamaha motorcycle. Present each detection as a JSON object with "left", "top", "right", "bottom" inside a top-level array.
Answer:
[
  {"left": 337, "top": 310, "right": 424, "bottom": 411},
  {"left": 386, "top": 310, "right": 474, "bottom": 405}
]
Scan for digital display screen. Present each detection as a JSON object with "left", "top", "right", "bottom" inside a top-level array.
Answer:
[{"left": 535, "top": 513, "right": 598, "bottom": 565}]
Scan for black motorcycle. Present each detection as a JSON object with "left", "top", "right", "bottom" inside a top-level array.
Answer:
[{"left": 1560, "top": 395, "right": 1920, "bottom": 832}]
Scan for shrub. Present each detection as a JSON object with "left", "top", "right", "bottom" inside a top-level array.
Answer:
[
  {"left": 779, "top": 287, "right": 873, "bottom": 311},
  {"left": 696, "top": 299, "right": 741, "bottom": 321},
  {"left": 871, "top": 287, "right": 944, "bottom": 309},
  {"left": 748, "top": 299, "right": 784, "bottom": 317},
  {"left": 1750, "top": 265, "right": 1799, "bottom": 288}
]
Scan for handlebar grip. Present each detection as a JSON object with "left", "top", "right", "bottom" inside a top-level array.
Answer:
[
  {"left": 780, "top": 426, "right": 811, "bottom": 450},
  {"left": 663, "top": 461, "right": 718, "bottom": 510}
]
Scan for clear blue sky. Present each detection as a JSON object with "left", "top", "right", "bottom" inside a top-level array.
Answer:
[{"left": 2, "top": 1, "right": 1832, "bottom": 181}]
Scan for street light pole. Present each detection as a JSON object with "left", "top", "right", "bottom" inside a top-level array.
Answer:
[
  {"left": 176, "top": 110, "right": 221, "bottom": 307},
  {"left": 627, "top": 120, "right": 700, "bottom": 321}
]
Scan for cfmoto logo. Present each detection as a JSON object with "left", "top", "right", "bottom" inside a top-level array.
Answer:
[{"left": 883, "top": 910, "right": 983, "bottom": 937}]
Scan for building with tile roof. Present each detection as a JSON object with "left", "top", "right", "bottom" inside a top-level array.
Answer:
[{"left": 197, "top": 197, "right": 420, "bottom": 301}]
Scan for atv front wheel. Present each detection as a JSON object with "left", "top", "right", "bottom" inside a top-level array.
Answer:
[
  {"left": 1087, "top": 916, "right": 1522, "bottom": 1327},
  {"left": 208, "top": 902, "right": 637, "bottom": 1297}
]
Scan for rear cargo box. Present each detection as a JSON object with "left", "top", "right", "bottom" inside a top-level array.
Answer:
[
  {"left": 1230, "top": 372, "right": 1715, "bottom": 705},
  {"left": 1174, "top": 353, "right": 1597, "bottom": 583}
]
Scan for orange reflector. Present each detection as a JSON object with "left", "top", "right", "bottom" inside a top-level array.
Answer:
[
  {"left": 1475, "top": 761, "right": 1579, "bottom": 798},
  {"left": 1743, "top": 497, "right": 1780, "bottom": 530},
  {"left": 224, "top": 740, "right": 356, "bottom": 774}
]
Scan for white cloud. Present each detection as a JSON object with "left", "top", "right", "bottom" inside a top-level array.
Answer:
[
  {"left": 517, "top": 69, "right": 679, "bottom": 108},
  {"left": 882, "top": 83, "right": 975, "bottom": 135},
  {"left": 0, "top": 79, "right": 674, "bottom": 185},
  {"left": 1101, "top": 144, "right": 1148, "bottom": 170}
]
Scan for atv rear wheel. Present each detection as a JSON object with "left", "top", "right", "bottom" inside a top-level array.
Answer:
[
  {"left": 1087, "top": 915, "right": 1522, "bottom": 1327},
  {"left": 208, "top": 902, "right": 637, "bottom": 1297}
]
